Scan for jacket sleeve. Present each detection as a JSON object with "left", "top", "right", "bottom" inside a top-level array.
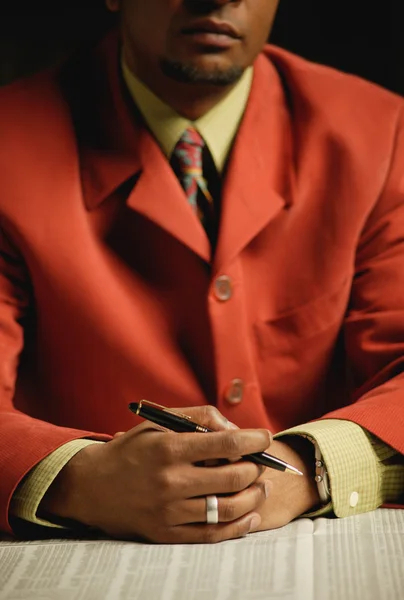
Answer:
[
  {"left": 0, "top": 225, "right": 110, "bottom": 535},
  {"left": 313, "top": 104, "right": 404, "bottom": 455}
]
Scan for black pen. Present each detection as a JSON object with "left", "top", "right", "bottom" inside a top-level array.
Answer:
[{"left": 128, "top": 400, "right": 303, "bottom": 476}]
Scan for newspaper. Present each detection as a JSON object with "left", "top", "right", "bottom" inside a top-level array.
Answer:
[{"left": 0, "top": 509, "right": 403, "bottom": 600}]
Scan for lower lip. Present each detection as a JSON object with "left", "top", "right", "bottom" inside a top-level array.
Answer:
[{"left": 183, "top": 32, "right": 239, "bottom": 49}]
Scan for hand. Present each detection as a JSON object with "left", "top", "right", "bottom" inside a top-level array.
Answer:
[
  {"left": 250, "top": 438, "right": 321, "bottom": 532},
  {"left": 40, "top": 406, "right": 272, "bottom": 543}
]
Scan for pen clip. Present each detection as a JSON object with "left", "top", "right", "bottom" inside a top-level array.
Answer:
[{"left": 137, "top": 399, "right": 193, "bottom": 421}]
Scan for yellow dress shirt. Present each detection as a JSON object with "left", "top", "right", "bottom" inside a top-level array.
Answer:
[{"left": 10, "top": 62, "right": 404, "bottom": 528}]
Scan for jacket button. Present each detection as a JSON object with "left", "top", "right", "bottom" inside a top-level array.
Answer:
[
  {"left": 214, "top": 275, "right": 233, "bottom": 302},
  {"left": 225, "top": 379, "right": 244, "bottom": 405}
]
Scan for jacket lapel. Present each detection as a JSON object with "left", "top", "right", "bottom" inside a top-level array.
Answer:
[
  {"left": 78, "top": 29, "right": 210, "bottom": 262},
  {"left": 214, "top": 53, "right": 295, "bottom": 273},
  {"left": 126, "top": 129, "right": 211, "bottom": 261}
]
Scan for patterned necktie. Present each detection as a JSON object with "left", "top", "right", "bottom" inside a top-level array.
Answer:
[{"left": 172, "top": 127, "right": 215, "bottom": 233}]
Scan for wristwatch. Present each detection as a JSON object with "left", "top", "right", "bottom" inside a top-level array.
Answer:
[{"left": 302, "top": 434, "right": 331, "bottom": 505}]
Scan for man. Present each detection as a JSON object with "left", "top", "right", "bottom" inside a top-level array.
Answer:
[{"left": 0, "top": 0, "right": 403, "bottom": 544}]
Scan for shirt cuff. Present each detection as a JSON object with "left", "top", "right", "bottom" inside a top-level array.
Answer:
[
  {"left": 10, "top": 439, "right": 104, "bottom": 528},
  {"left": 275, "top": 419, "right": 404, "bottom": 518}
]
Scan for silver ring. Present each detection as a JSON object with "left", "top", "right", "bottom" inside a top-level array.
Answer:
[{"left": 206, "top": 495, "right": 219, "bottom": 524}]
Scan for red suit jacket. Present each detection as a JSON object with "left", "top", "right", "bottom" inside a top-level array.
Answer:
[{"left": 0, "top": 31, "right": 404, "bottom": 533}]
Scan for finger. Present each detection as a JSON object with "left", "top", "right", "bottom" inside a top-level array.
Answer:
[
  {"left": 166, "top": 481, "right": 270, "bottom": 526},
  {"left": 165, "top": 513, "right": 262, "bottom": 544},
  {"left": 115, "top": 420, "right": 169, "bottom": 443},
  {"left": 173, "top": 405, "right": 239, "bottom": 432},
  {"left": 181, "top": 461, "right": 265, "bottom": 497},
  {"left": 170, "top": 429, "right": 271, "bottom": 463},
  {"left": 123, "top": 406, "right": 238, "bottom": 444}
]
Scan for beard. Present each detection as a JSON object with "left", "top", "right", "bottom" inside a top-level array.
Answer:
[{"left": 160, "top": 58, "right": 244, "bottom": 86}]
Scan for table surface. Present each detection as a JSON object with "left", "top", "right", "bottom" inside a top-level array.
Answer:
[{"left": 1, "top": 509, "right": 403, "bottom": 600}]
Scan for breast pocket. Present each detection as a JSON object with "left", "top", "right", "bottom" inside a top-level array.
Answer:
[{"left": 254, "top": 277, "right": 352, "bottom": 356}]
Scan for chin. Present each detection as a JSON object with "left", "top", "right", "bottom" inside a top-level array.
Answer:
[{"left": 160, "top": 56, "right": 245, "bottom": 86}]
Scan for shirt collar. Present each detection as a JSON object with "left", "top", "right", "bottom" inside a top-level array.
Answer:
[{"left": 121, "top": 60, "right": 253, "bottom": 173}]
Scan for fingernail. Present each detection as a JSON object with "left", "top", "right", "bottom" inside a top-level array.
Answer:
[
  {"left": 249, "top": 515, "right": 261, "bottom": 532},
  {"left": 264, "top": 480, "right": 271, "bottom": 499}
]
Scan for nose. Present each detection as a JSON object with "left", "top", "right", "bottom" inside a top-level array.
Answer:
[
  {"left": 187, "top": 0, "right": 239, "bottom": 6},
  {"left": 184, "top": 0, "right": 240, "bottom": 15}
]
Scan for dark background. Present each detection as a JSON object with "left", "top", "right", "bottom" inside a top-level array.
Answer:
[{"left": 1, "top": 1, "right": 403, "bottom": 95}]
